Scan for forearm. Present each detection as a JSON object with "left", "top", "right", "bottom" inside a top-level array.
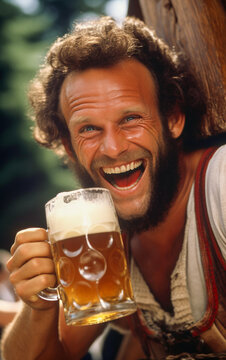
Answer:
[{"left": 1, "top": 303, "right": 67, "bottom": 360}]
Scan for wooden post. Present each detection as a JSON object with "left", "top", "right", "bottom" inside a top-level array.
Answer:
[{"left": 128, "top": 0, "right": 226, "bottom": 136}]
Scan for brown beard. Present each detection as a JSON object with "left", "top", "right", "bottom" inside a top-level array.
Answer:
[
  {"left": 69, "top": 129, "right": 180, "bottom": 236},
  {"left": 68, "top": 157, "right": 96, "bottom": 189},
  {"left": 118, "top": 132, "right": 180, "bottom": 235}
]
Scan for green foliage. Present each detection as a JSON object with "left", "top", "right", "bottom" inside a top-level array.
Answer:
[{"left": 0, "top": 0, "right": 110, "bottom": 250}]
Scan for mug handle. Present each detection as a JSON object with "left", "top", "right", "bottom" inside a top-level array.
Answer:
[
  {"left": 37, "top": 230, "right": 59, "bottom": 301},
  {"left": 38, "top": 287, "right": 59, "bottom": 301}
]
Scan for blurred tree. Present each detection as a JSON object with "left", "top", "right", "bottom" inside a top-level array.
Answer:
[
  {"left": 0, "top": 0, "right": 109, "bottom": 251},
  {"left": 0, "top": 2, "right": 74, "bottom": 251},
  {"left": 38, "top": 0, "right": 107, "bottom": 36}
]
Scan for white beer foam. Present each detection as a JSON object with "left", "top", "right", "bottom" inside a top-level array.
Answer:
[{"left": 46, "top": 189, "right": 119, "bottom": 241}]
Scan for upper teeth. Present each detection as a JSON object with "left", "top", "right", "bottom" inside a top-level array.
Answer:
[{"left": 103, "top": 160, "right": 142, "bottom": 174}]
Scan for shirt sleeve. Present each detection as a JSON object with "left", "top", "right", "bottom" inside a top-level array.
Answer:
[{"left": 205, "top": 145, "right": 226, "bottom": 260}]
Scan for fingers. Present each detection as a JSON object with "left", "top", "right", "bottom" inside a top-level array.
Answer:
[
  {"left": 10, "top": 227, "right": 48, "bottom": 255},
  {"left": 7, "top": 228, "right": 57, "bottom": 310},
  {"left": 7, "top": 241, "right": 51, "bottom": 272},
  {"left": 12, "top": 274, "right": 56, "bottom": 301},
  {"left": 9, "top": 257, "right": 55, "bottom": 283}
]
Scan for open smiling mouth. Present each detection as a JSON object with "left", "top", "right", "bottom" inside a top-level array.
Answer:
[{"left": 101, "top": 160, "right": 145, "bottom": 190}]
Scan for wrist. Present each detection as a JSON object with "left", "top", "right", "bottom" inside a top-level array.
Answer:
[{"left": 30, "top": 301, "right": 59, "bottom": 322}]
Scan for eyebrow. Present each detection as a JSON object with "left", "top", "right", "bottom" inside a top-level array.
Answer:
[
  {"left": 69, "top": 106, "right": 145, "bottom": 128},
  {"left": 69, "top": 116, "right": 91, "bottom": 130},
  {"left": 122, "top": 107, "right": 144, "bottom": 114}
]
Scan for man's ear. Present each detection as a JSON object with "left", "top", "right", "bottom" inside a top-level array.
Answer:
[
  {"left": 168, "top": 111, "right": 185, "bottom": 139},
  {"left": 61, "top": 137, "right": 75, "bottom": 162}
]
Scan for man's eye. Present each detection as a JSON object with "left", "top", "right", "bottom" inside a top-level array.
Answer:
[
  {"left": 79, "top": 125, "right": 96, "bottom": 133},
  {"left": 124, "top": 115, "right": 139, "bottom": 123}
]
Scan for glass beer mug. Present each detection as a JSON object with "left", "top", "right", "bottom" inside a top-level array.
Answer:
[{"left": 39, "top": 188, "right": 137, "bottom": 326}]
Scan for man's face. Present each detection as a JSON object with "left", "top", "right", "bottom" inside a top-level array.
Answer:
[{"left": 60, "top": 59, "right": 178, "bottom": 225}]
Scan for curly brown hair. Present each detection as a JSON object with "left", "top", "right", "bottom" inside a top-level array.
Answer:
[{"left": 28, "top": 16, "right": 208, "bottom": 156}]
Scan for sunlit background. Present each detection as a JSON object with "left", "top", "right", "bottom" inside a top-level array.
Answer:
[
  {"left": 7, "top": 0, "right": 129, "bottom": 22},
  {"left": 0, "top": 0, "right": 129, "bottom": 251}
]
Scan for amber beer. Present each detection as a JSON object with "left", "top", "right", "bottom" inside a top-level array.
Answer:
[{"left": 43, "top": 188, "right": 137, "bottom": 326}]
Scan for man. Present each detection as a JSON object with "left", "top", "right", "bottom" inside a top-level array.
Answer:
[
  {"left": 1, "top": 16, "right": 225, "bottom": 359},
  {"left": 0, "top": 250, "right": 20, "bottom": 339}
]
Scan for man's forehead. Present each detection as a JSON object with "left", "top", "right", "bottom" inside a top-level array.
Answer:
[{"left": 60, "top": 59, "right": 156, "bottom": 101}]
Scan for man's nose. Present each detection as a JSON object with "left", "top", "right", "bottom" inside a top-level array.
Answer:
[{"left": 99, "top": 129, "right": 128, "bottom": 158}]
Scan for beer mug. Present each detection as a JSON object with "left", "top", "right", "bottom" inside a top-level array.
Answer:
[{"left": 39, "top": 188, "right": 137, "bottom": 326}]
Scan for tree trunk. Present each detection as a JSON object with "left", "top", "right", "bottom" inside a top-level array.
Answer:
[{"left": 128, "top": 0, "right": 226, "bottom": 136}]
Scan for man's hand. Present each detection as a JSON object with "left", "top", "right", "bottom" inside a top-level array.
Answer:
[{"left": 7, "top": 228, "right": 57, "bottom": 311}]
